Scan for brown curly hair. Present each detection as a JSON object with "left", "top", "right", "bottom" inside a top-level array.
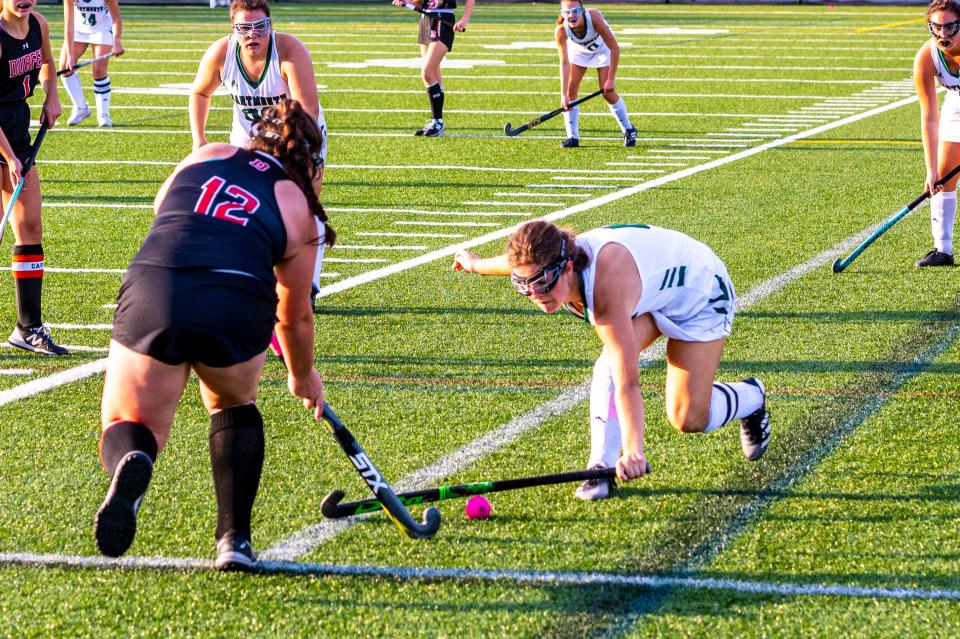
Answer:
[
  {"left": 928, "top": 0, "right": 960, "bottom": 19},
  {"left": 507, "top": 220, "right": 588, "bottom": 273},
  {"left": 248, "top": 99, "right": 335, "bottom": 247}
]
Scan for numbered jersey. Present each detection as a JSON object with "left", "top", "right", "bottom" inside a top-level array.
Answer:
[
  {"left": 0, "top": 15, "right": 42, "bottom": 104},
  {"left": 132, "top": 149, "right": 289, "bottom": 285},
  {"left": 74, "top": 0, "right": 113, "bottom": 35},
  {"left": 568, "top": 225, "right": 730, "bottom": 327},
  {"left": 564, "top": 10, "right": 612, "bottom": 69},
  {"left": 931, "top": 45, "right": 960, "bottom": 93},
  {"left": 221, "top": 32, "right": 290, "bottom": 146}
]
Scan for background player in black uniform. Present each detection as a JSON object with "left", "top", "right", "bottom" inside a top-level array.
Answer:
[
  {"left": 392, "top": 0, "right": 474, "bottom": 137},
  {"left": 0, "top": 0, "right": 65, "bottom": 355},
  {"left": 93, "top": 99, "right": 333, "bottom": 571}
]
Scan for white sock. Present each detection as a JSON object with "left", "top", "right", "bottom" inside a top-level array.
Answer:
[
  {"left": 703, "top": 381, "right": 764, "bottom": 433},
  {"left": 61, "top": 73, "right": 86, "bottom": 109},
  {"left": 588, "top": 352, "right": 622, "bottom": 468},
  {"left": 94, "top": 76, "right": 111, "bottom": 119},
  {"left": 932, "top": 191, "right": 957, "bottom": 255},
  {"left": 563, "top": 105, "right": 580, "bottom": 139},
  {"left": 312, "top": 217, "right": 326, "bottom": 290},
  {"left": 607, "top": 98, "right": 632, "bottom": 133}
]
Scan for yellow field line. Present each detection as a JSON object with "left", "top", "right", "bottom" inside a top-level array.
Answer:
[{"left": 855, "top": 17, "right": 925, "bottom": 33}]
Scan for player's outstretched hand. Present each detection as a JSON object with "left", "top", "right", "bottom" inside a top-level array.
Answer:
[
  {"left": 615, "top": 450, "right": 649, "bottom": 482},
  {"left": 453, "top": 250, "right": 480, "bottom": 272}
]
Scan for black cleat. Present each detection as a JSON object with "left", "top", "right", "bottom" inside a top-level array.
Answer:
[
  {"left": 414, "top": 119, "right": 445, "bottom": 137},
  {"left": 215, "top": 532, "right": 257, "bottom": 572},
  {"left": 8, "top": 324, "right": 68, "bottom": 356},
  {"left": 915, "top": 249, "right": 954, "bottom": 267},
  {"left": 94, "top": 451, "right": 153, "bottom": 557},
  {"left": 623, "top": 126, "right": 638, "bottom": 147},
  {"left": 739, "top": 377, "right": 770, "bottom": 461},
  {"left": 561, "top": 137, "right": 580, "bottom": 149}
]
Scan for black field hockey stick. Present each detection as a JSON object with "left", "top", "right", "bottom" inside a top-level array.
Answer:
[
  {"left": 56, "top": 51, "right": 115, "bottom": 77},
  {"left": 503, "top": 89, "right": 603, "bottom": 137},
  {"left": 0, "top": 122, "right": 48, "bottom": 244},
  {"left": 321, "top": 404, "right": 441, "bottom": 539},
  {"left": 832, "top": 163, "right": 960, "bottom": 273},
  {"left": 321, "top": 461, "right": 651, "bottom": 519}
]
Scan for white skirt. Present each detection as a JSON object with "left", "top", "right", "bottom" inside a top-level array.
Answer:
[{"left": 74, "top": 29, "right": 114, "bottom": 46}]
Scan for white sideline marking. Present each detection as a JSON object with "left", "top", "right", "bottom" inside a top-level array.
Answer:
[
  {"left": 604, "top": 164, "right": 669, "bottom": 170},
  {"left": 325, "top": 207, "right": 530, "bottom": 218},
  {"left": 46, "top": 323, "right": 112, "bottom": 330},
  {"left": 463, "top": 201, "right": 561, "bottom": 208},
  {"left": 329, "top": 165, "right": 683, "bottom": 175},
  {"left": 0, "top": 267, "right": 125, "bottom": 274},
  {"left": 43, "top": 203, "right": 152, "bottom": 210},
  {"left": 494, "top": 192, "right": 591, "bottom": 199},
  {"left": 355, "top": 232, "right": 466, "bottom": 239},
  {"left": 552, "top": 176, "right": 648, "bottom": 181},
  {"left": 0, "top": 550, "right": 938, "bottom": 600},
  {"left": 396, "top": 221, "right": 501, "bottom": 228},
  {"left": 333, "top": 244, "right": 427, "bottom": 251},
  {"left": 39, "top": 160, "right": 176, "bottom": 166},
  {"left": 621, "top": 160, "right": 688, "bottom": 166},
  {"left": 0, "top": 359, "right": 107, "bottom": 407},
  {"left": 528, "top": 183, "right": 616, "bottom": 189},
  {"left": 0, "top": 369, "right": 34, "bottom": 375},
  {"left": 323, "top": 258, "right": 387, "bottom": 264}
]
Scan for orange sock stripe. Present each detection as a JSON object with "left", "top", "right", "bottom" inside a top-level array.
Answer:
[{"left": 11, "top": 254, "right": 43, "bottom": 262}]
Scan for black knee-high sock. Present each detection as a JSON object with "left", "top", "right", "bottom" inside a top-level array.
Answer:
[
  {"left": 99, "top": 421, "right": 158, "bottom": 478},
  {"left": 12, "top": 244, "right": 43, "bottom": 328},
  {"left": 209, "top": 404, "right": 264, "bottom": 540},
  {"left": 427, "top": 82, "right": 444, "bottom": 120}
]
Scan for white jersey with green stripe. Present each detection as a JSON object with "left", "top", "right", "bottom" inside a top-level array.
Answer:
[
  {"left": 569, "top": 225, "right": 727, "bottom": 325},
  {"left": 221, "top": 32, "right": 289, "bottom": 146},
  {"left": 74, "top": 0, "right": 112, "bottom": 35},
  {"left": 932, "top": 46, "right": 960, "bottom": 93}
]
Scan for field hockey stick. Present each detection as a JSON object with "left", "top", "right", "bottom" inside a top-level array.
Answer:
[
  {"left": 321, "top": 461, "right": 651, "bottom": 519},
  {"left": 398, "top": 1, "right": 436, "bottom": 18},
  {"left": 0, "top": 122, "right": 49, "bottom": 244},
  {"left": 832, "top": 163, "right": 960, "bottom": 273},
  {"left": 56, "top": 51, "right": 114, "bottom": 77},
  {"left": 321, "top": 403, "right": 442, "bottom": 539},
  {"left": 503, "top": 89, "right": 603, "bottom": 137}
]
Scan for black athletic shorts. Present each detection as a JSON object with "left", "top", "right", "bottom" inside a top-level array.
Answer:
[
  {"left": 112, "top": 265, "right": 278, "bottom": 367},
  {"left": 0, "top": 101, "right": 33, "bottom": 166},
  {"left": 418, "top": 12, "right": 455, "bottom": 51}
]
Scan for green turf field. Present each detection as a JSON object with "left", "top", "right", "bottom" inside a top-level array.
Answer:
[{"left": 1, "top": 1, "right": 959, "bottom": 636}]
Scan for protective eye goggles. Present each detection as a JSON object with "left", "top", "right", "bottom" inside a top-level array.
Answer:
[
  {"left": 511, "top": 240, "right": 569, "bottom": 297},
  {"left": 929, "top": 19, "right": 960, "bottom": 39},
  {"left": 560, "top": 6, "right": 584, "bottom": 18},
  {"left": 233, "top": 17, "right": 271, "bottom": 38}
]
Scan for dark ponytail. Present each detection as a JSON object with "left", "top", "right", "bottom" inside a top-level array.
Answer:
[{"left": 248, "top": 98, "right": 336, "bottom": 247}]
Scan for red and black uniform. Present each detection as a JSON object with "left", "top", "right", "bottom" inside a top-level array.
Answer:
[
  {"left": 418, "top": 0, "right": 456, "bottom": 51},
  {"left": 0, "top": 14, "right": 42, "bottom": 163},
  {"left": 112, "top": 149, "right": 290, "bottom": 366}
]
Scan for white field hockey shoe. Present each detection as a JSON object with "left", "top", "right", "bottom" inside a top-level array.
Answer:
[
  {"left": 574, "top": 463, "right": 614, "bottom": 501},
  {"left": 67, "top": 105, "right": 91, "bottom": 126},
  {"left": 94, "top": 451, "right": 153, "bottom": 558},
  {"left": 98, "top": 114, "right": 112, "bottom": 128},
  {"left": 8, "top": 324, "right": 68, "bottom": 356},
  {"left": 215, "top": 533, "right": 257, "bottom": 572},
  {"left": 739, "top": 377, "right": 771, "bottom": 461}
]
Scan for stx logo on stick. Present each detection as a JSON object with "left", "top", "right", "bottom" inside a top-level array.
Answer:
[{"left": 349, "top": 453, "right": 388, "bottom": 495}]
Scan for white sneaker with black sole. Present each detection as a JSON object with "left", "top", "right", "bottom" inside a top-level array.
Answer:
[
  {"left": 739, "top": 377, "right": 771, "bottom": 461},
  {"left": 8, "top": 324, "right": 68, "bottom": 355},
  {"left": 574, "top": 463, "right": 614, "bottom": 501},
  {"left": 216, "top": 533, "right": 257, "bottom": 572},
  {"left": 94, "top": 451, "right": 153, "bottom": 557},
  {"left": 97, "top": 114, "right": 112, "bottom": 128},
  {"left": 67, "top": 105, "right": 91, "bottom": 126},
  {"left": 414, "top": 119, "right": 445, "bottom": 137}
]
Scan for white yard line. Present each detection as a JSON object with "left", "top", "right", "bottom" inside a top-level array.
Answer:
[
  {"left": 2, "top": 551, "right": 958, "bottom": 602},
  {"left": 355, "top": 232, "right": 466, "bottom": 238},
  {"left": 326, "top": 207, "right": 531, "bottom": 218}
]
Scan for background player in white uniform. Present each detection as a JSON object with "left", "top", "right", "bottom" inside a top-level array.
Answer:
[
  {"left": 60, "top": 0, "right": 123, "bottom": 127},
  {"left": 190, "top": 0, "right": 328, "bottom": 306},
  {"left": 914, "top": 0, "right": 960, "bottom": 266},
  {"left": 454, "top": 221, "right": 770, "bottom": 500},
  {"left": 555, "top": 0, "right": 636, "bottom": 148}
]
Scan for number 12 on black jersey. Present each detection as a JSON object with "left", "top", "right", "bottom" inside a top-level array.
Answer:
[{"left": 194, "top": 176, "right": 261, "bottom": 227}]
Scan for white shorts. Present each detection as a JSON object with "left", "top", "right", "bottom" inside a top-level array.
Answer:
[
  {"left": 75, "top": 29, "right": 114, "bottom": 46},
  {"left": 569, "top": 47, "right": 611, "bottom": 69},
  {"left": 649, "top": 262, "right": 735, "bottom": 343},
  {"left": 940, "top": 90, "right": 960, "bottom": 143}
]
